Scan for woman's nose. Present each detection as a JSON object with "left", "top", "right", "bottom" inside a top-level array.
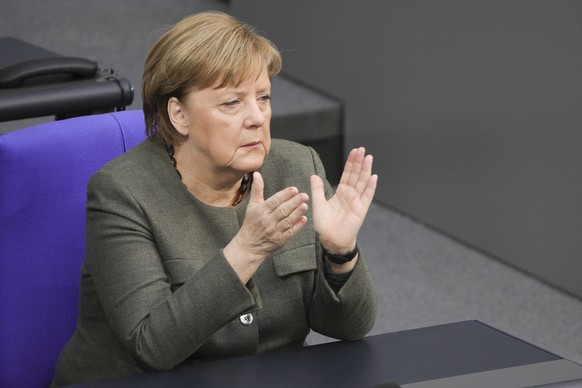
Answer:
[{"left": 244, "top": 100, "right": 267, "bottom": 129}]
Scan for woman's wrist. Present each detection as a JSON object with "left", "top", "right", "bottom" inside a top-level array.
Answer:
[
  {"left": 319, "top": 237, "right": 357, "bottom": 255},
  {"left": 325, "top": 254, "right": 358, "bottom": 274},
  {"left": 223, "top": 236, "right": 266, "bottom": 284},
  {"left": 323, "top": 245, "right": 358, "bottom": 264}
]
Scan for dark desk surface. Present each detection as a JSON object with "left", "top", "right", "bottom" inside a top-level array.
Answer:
[
  {"left": 0, "top": 37, "right": 133, "bottom": 122},
  {"left": 72, "top": 320, "right": 582, "bottom": 388}
]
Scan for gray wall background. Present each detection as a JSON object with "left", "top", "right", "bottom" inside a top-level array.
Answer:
[{"left": 232, "top": 1, "right": 582, "bottom": 298}]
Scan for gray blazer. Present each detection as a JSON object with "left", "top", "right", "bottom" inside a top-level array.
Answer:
[{"left": 52, "top": 138, "right": 377, "bottom": 386}]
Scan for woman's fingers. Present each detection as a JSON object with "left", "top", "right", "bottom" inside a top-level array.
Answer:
[
  {"left": 263, "top": 186, "right": 309, "bottom": 221},
  {"left": 340, "top": 147, "right": 371, "bottom": 188},
  {"left": 249, "top": 171, "right": 265, "bottom": 204},
  {"left": 337, "top": 147, "right": 376, "bottom": 199},
  {"left": 272, "top": 191, "right": 309, "bottom": 239},
  {"left": 309, "top": 175, "right": 326, "bottom": 208},
  {"left": 339, "top": 148, "right": 357, "bottom": 187},
  {"left": 281, "top": 201, "right": 308, "bottom": 238},
  {"left": 245, "top": 178, "right": 309, "bottom": 250},
  {"left": 354, "top": 154, "right": 374, "bottom": 194}
]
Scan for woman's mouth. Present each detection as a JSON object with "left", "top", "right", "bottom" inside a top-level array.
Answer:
[{"left": 242, "top": 141, "right": 260, "bottom": 148}]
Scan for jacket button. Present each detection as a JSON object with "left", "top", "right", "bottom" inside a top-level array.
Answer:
[{"left": 240, "top": 313, "right": 253, "bottom": 326}]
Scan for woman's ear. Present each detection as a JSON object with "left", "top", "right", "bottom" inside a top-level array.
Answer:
[{"left": 167, "top": 97, "right": 190, "bottom": 136}]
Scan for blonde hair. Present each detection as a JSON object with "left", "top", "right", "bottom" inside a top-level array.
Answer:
[{"left": 142, "top": 11, "right": 282, "bottom": 146}]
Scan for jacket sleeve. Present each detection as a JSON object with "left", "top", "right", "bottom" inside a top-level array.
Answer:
[
  {"left": 85, "top": 170, "right": 261, "bottom": 370},
  {"left": 306, "top": 147, "right": 378, "bottom": 341}
]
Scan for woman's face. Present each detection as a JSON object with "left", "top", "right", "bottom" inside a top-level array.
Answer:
[{"left": 171, "top": 68, "right": 272, "bottom": 177}]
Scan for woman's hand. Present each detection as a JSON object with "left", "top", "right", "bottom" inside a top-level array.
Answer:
[
  {"left": 224, "top": 172, "right": 309, "bottom": 283},
  {"left": 310, "top": 147, "right": 378, "bottom": 257}
]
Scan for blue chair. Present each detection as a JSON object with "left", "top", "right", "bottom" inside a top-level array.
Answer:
[{"left": 0, "top": 110, "right": 147, "bottom": 387}]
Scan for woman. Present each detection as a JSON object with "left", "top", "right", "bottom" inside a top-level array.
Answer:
[{"left": 52, "top": 11, "right": 378, "bottom": 386}]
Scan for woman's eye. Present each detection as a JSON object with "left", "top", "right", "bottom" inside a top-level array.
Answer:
[
  {"left": 258, "top": 94, "right": 271, "bottom": 102},
  {"left": 222, "top": 99, "right": 240, "bottom": 108}
]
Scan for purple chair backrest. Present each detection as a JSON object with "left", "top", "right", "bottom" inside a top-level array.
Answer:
[{"left": 0, "top": 110, "right": 147, "bottom": 388}]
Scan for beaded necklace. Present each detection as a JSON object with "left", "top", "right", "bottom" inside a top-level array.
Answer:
[{"left": 167, "top": 145, "right": 251, "bottom": 206}]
